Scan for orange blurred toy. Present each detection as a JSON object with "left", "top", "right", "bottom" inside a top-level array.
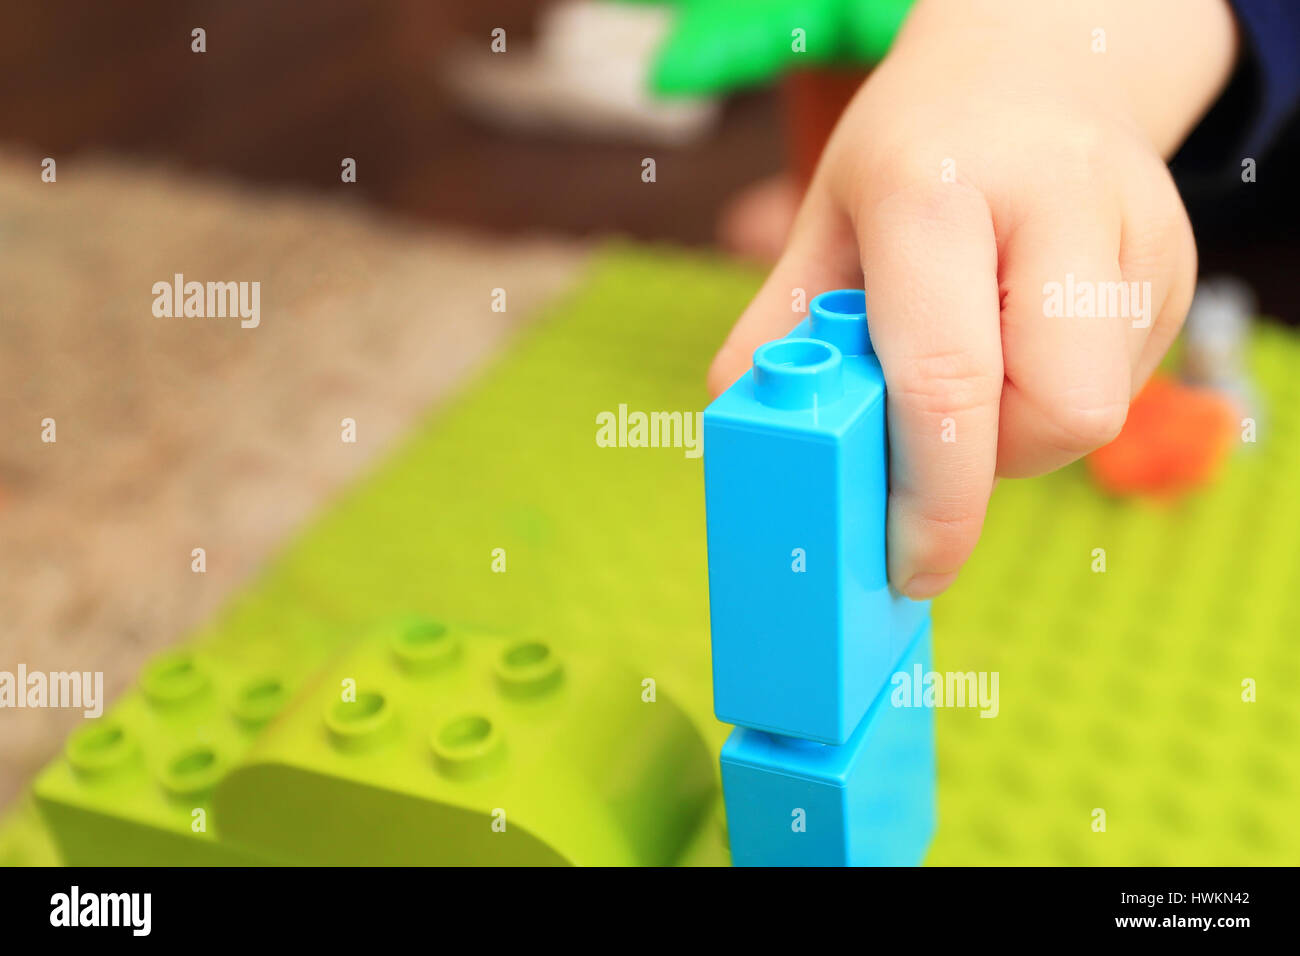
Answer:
[
  {"left": 1089, "top": 277, "right": 1255, "bottom": 497},
  {"left": 1087, "top": 374, "right": 1239, "bottom": 497}
]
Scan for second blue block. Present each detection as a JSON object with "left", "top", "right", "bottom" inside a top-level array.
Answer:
[{"left": 720, "top": 622, "right": 936, "bottom": 866}]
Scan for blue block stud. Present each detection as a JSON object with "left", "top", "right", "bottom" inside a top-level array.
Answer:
[
  {"left": 720, "top": 623, "right": 936, "bottom": 866},
  {"left": 703, "top": 289, "right": 928, "bottom": 744}
]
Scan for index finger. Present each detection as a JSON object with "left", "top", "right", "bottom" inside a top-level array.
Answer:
[{"left": 846, "top": 179, "right": 1004, "bottom": 597}]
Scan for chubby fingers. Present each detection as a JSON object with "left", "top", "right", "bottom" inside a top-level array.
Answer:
[
  {"left": 848, "top": 180, "right": 1004, "bottom": 598},
  {"left": 996, "top": 197, "right": 1133, "bottom": 477}
]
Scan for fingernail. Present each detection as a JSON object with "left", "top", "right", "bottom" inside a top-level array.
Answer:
[{"left": 900, "top": 570, "right": 959, "bottom": 599}]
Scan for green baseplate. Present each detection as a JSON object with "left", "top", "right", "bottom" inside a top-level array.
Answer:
[{"left": 2, "top": 244, "right": 1297, "bottom": 866}]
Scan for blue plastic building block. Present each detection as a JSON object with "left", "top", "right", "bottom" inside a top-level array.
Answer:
[
  {"left": 720, "top": 622, "right": 936, "bottom": 866},
  {"left": 703, "top": 289, "right": 928, "bottom": 744}
]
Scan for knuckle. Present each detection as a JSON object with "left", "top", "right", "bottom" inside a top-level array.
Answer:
[
  {"left": 882, "top": 169, "right": 989, "bottom": 228},
  {"left": 890, "top": 349, "right": 1003, "bottom": 418},
  {"left": 1041, "top": 389, "right": 1129, "bottom": 453},
  {"left": 843, "top": 136, "right": 991, "bottom": 232},
  {"left": 1121, "top": 205, "right": 1192, "bottom": 282},
  {"left": 1161, "top": 215, "right": 1200, "bottom": 325}
]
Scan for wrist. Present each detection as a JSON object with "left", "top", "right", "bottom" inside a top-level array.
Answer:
[{"left": 887, "top": 0, "right": 1239, "bottom": 158}]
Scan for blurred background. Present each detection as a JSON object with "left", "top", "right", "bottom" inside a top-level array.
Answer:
[
  {"left": 2, "top": 0, "right": 1298, "bottom": 864},
  {"left": 7, "top": 1, "right": 1296, "bottom": 269},
  {"left": 5, "top": 1, "right": 781, "bottom": 242}
]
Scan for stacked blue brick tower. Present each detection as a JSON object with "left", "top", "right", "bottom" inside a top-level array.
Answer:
[{"left": 703, "top": 289, "right": 936, "bottom": 866}]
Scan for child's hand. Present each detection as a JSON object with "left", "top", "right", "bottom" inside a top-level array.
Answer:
[{"left": 707, "top": 0, "right": 1238, "bottom": 598}]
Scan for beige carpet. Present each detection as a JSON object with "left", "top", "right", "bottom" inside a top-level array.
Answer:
[{"left": 0, "top": 150, "right": 588, "bottom": 810}]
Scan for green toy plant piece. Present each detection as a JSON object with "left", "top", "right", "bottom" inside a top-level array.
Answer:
[
  {"left": 846, "top": 0, "right": 915, "bottom": 62},
  {"left": 651, "top": 0, "right": 915, "bottom": 96}
]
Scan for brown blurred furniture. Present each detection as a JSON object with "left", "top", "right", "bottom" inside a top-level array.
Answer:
[{"left": 0, "top": 0, "right": 785, "bottom": 243}]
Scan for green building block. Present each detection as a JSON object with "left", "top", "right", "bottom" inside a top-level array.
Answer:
[
  {"left": 0, "top": 795, "right": 61, "bottom": 867},
  {"left": 32, "top": 612, "right": 340, "bottom": 865},
  {"left": 215, "top": 618, "right": 715, "bottom": 865}
]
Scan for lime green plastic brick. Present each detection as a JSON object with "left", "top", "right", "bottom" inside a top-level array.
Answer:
[
  {"left": 0, "top": 795, "right": 61, "bottom": 867},
  {"left": 32, "top": 620, "right": 337, "bottom": 865},
  {"left": 214, "top": 618, "right": 715, "bottom": 865},
  {"left": 8, "top": 243, "right": 1300, "bottom": 866}
]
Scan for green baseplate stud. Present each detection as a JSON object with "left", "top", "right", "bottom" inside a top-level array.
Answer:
[{"left": 3, "top": 244, "right": 1298, "bottom": 866}]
